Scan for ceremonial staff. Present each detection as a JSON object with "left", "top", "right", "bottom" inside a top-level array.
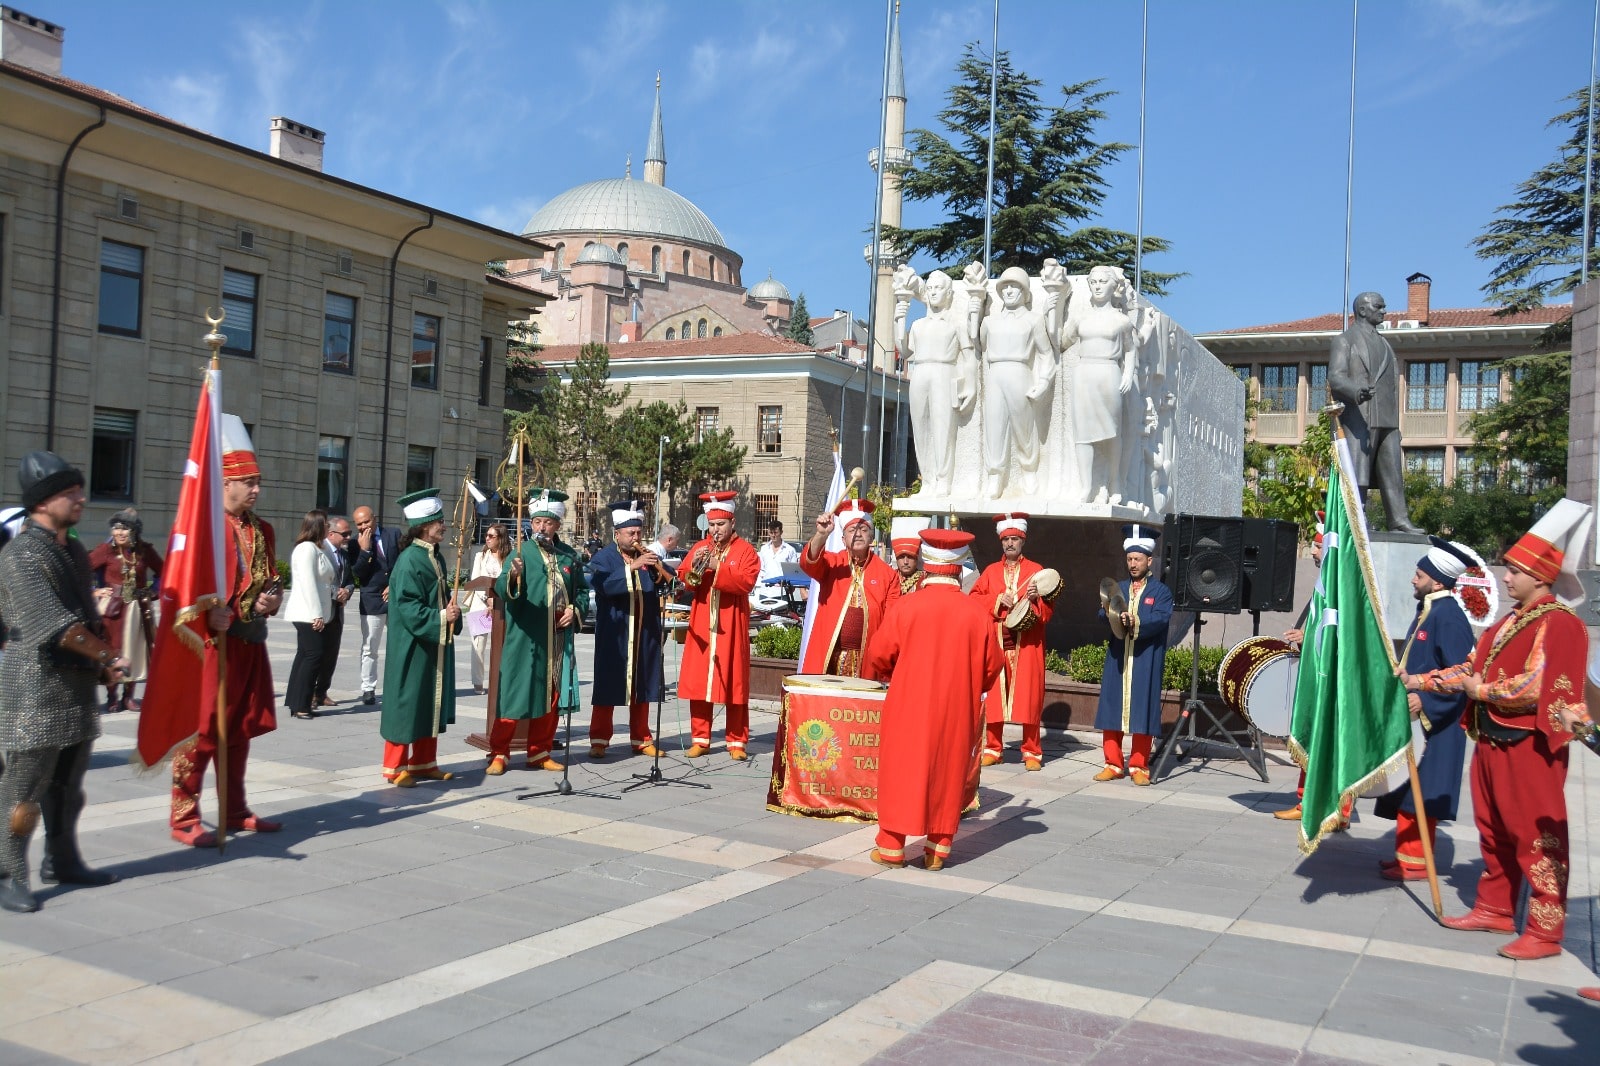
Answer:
[
  {"left": 450, "top": 469, "right": 472, "bottom": 600},
  {"left": 497, "top": 430, "right": 532, "bottom": 599},
  {"left": 202, "top": 308, "right": 231, "bottom": 857}
]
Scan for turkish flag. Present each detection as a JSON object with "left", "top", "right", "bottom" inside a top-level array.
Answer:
[{"left": 135, "top": 365, "right": 228, "bottom": 770}]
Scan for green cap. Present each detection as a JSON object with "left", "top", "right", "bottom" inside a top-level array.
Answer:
[
  {"left": 398, "top": 487, "right": 445, "bottom": 528},
  {"left": 528, "top": 487, "right": 569, "bottom": 520}
]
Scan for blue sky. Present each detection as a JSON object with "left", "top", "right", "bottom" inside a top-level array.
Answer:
[{"left": 37, "top": 0, "right": 1597, "bottom": 333}]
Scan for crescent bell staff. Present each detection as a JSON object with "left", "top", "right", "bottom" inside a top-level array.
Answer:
[{"left": 450, "top": 470, "right": 473, "bottom": 601}]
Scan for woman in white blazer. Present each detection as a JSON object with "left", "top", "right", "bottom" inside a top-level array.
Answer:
[
  {"left": 285, "top": 510, "right": 336, "bottom": 719},
  {"left": 463, "top": 523, "right": 511, "bottom": 693}
]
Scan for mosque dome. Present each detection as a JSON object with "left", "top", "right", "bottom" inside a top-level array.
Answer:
[
  {"left": 524, "top": 178, "right": 729, "bottom": 252},
  {"left": 573, "top": 241, "right": 626, "bottom": 266},
  {"left": 747, "top": 274, "right": 791, "bottom": 301}
]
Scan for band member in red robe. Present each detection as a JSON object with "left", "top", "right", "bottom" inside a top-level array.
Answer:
[
  {"left": 163, "top": 416, "right": 282, "bottom": 847},
  {"left": 799, "top": 499, "right": 900, "bottom": 678},
  {"left": 867, "top": 528, "right": 1003, "bottom": 870},
  {"left": 1404, "top": 499, "right": 1593, "bottom": 961},
  {"left": 679, "top": 491, "right": 760, "bottom": 759},
  {"left": 970, "top": 512, "right": 1055, "bottom": 770},
  {"left": 890, "top": 516, "right": 929, "bottom": 595}
]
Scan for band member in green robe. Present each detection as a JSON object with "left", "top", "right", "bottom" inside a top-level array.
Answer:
[
  {"left": 378, "top": 488, "right": 461, "bottom": 786},
  {"left": 489, "top": 488, "right": 587, "bottom": 775}
]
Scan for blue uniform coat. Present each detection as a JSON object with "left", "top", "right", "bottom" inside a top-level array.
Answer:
[
  {"left": 1094, "top": 577, "right": 1173, "bottom": 735},
  {"left": 588, "top": 544, "right": 666, "bottom": 705},
  {"left": 1374, "top": 591, "right": 1473, "bottom": 822}
]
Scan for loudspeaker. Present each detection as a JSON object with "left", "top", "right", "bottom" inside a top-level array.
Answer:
[
  {"left": 1162, "top": 514, "right": 1244, "bottom": 614},
  {"left": 1242, "top": 518, "right": 1300, "bottom": 613}
]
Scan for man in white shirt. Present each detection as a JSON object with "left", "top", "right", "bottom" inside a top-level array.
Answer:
[{"left": 757, "top": 521, "right": 799, "bottom": 582}]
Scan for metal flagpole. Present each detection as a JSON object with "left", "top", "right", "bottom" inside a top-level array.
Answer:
[
  {"left": 1341, "top": 0, "right": 1359, "bottom": 320},
  {"left": 1134, "top": 0, "right": 1148, "bottom": 295},
  {"left": 982, "top": 0, "right": 999, "bottom": 273},
  {"left": 1584, "top": 0, "right": 1598, "bottom": 284},
  {"left": 862, "top": 0, "right": 894, "bottom": 485}
]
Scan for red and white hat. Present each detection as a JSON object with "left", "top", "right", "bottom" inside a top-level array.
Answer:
[
  {"left": 1503, "top": 498, "right": 1593, "bottom": 605},
  {"left": 890, "top": 515, "right": 930, "bottom": 557},
  {"left": 920, "top": 528, "right": 974, "bottom": 575},
  {"left": 994, "top": 512, "right": 1029, "bottom": 538},
  {"left": 699, "top": 490, "right": 738, "bottom": 520},
  {"left": 834, "top": 497, "right": 876, "bottom": 531},
  {"left": 220, "top": 413, "right": 260, "bottom": 480}
]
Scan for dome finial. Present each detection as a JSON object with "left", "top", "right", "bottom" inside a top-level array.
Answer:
[
  {"left": 644, "top": 74, "right": 667, "bottom": 186},
  {"left": 625, "top": 154, "right": 631, "bottom": 179}
]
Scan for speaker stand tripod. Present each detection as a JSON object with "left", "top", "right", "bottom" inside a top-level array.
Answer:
[
  {"left": 518, "top": 707, "right": 619, "bottom": 801},
  {"left": 1151, "top": 618, "right": 1268, "bottom": 783}
]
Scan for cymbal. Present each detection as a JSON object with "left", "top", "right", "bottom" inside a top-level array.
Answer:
[{"left": 1100, "top": 577, "right": 1128, "bottom": 639}]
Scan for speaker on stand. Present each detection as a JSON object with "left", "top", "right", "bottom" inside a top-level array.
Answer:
[
  {"left": 1241, "top": 517, "right": 1300, "bottom": 635},
  {"left": 1152, "top": 514, "right": 1268, "bottom": 783}
]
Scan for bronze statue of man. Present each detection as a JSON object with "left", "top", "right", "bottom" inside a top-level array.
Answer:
[{"left": 1328, "top": 291, "right": 1421, "bottom": 533}]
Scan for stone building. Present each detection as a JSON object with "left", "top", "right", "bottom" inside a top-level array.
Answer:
[
  {"left": 1199, "top": 273, "right": 1569, "bottom": 486},
  {"left": 0, "top": 7, "right": 547, "bottom": 541}
]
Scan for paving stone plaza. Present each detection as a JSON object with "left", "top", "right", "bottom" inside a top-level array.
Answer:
[{"left": 1, "top": 626, "right": 1596, "bottom": 1066}]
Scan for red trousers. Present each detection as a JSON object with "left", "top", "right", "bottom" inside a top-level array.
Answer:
[
  {"left": 1468, "top": 735, "right": 1570, "bottom": 942},
  {"left": 589, "top": 703, "right": 655, "bottom": 749},
  {"left": 170, "top": 734, "right": 251, "bottom": 829},
  {"left": 1394, "top": 810, "right": 1434, "bottom": 867},
  {"left": 876, "top": 827, "right": 953, "bottom": 863},
  {"left": 383, "top": 737, "right": 439, "bottom": 780},
  {"left": 689, "top": 700, "right": 748, "bottom": 750},
  {"left": 984, "top": 721, "right": 1041, "bottom": 760},
  {"left": 489, "top": 715, "right": 558, "bottom": 762},
  {"left": 1291, "top": 769, "right": 1353, "bottom": 819},
  {"left": 1102, "top": 730, "right": 1152, "bottom": 771}
]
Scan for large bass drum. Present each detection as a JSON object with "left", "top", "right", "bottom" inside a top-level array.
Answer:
[{"left": 1217, "top": 636, "right": 1299, "bottom": 739}]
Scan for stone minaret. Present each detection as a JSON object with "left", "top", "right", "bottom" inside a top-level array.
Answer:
[
  {"left": 644, "top": 73, "right": 666, "bottom": 186},
  {"left": 869, "top": 5, "right": 907, "bottom": 371}
]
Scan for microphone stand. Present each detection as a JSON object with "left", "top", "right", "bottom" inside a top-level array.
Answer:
[{"left": 626, "top": 563, "right": 708, "bottom": 792}]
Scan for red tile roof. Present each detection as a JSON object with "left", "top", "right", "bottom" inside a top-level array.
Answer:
[
  {"left": 3, "top": 59, "right": 172, "bottom": 122},
  {"left": 1215, "top": 304, "right": 1570, "bottom": 335},
  {"left": 534, "top": 333, "right": 822, "bottom": 363}
]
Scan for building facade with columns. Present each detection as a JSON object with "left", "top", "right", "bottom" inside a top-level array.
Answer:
[
  {"left": 0, "top": 8, "right": 547, "bottom": 541},
  {"left": 1199, "top": 273, "right": 1569, "bottom": 487}
]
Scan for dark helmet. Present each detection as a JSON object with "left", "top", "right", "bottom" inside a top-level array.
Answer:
[{"left": 18, "top": 451, "right": 85, "bottom": 510}]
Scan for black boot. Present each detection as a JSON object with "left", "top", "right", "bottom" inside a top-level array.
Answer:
[
  {"left": 104, "top": 683, "right": 122, "bottom": 714},
  {"left": 39, "top": 742, "right": 116, "bottom": 887},
  {"left": 0, "top": 874, "right": 38, "bottom": 913}
]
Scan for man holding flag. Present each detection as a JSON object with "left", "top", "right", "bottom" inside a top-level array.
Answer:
[
  {"left": 1403, "top": 501, "right": 1593, "bottom": 961},
  {"left": 141, "top": 414, "right": 283, "bottom": 848}
]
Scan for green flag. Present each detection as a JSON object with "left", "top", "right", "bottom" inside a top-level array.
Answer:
[{"left": 1288, "top": 432, "right": 1413, "bottom": 853}]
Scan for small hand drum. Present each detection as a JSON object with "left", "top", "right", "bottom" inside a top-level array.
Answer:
[
  {"left": 1003, "top": 568, "right": 1062, "bottom": 631},
  {"left": 1217, "top": 636, "right": 1299, "bottom": 739}
]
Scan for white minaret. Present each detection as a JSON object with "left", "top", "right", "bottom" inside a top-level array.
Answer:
[
  {"left": 868, "top": 4, "right": 907, "bottom": 371},
  {"left": 643, "top": 72, "right": 667, "bottom": 186}
]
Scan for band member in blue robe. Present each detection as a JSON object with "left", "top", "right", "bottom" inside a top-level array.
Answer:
[
  {"left": 1374, "top": 537, "right": 1476, "bottom": 879},
  {"left": 1094, "top": 524, "right": 1173, "bottom": 785},
  {"left": 586, "top": 501, "right": 665, "bottom": 759}
]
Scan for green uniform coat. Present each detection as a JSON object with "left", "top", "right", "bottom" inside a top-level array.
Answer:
[
  {"left": 495, "top": 536, "right": 587, "bottom": 720},
  {"left": 380, "top": 541, "right": 462, "bottom": 744}
]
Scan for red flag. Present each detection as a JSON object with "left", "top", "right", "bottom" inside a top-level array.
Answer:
[{"left": 136, "top": 365, "right": 228, "bottom": 770}]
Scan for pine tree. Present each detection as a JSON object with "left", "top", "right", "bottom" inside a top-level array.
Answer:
[
  {"left": 884, "top": 44, "right": 1178, "bottom": 294},
  {"left": 787, "top": 292, "right": 815, "bottom": 345},
  {"left": 1474, "top": 85, "right": 1600, "bottom": 312}
]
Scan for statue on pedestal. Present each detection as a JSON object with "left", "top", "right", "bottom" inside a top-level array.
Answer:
[
  {"left": 894, "top": 267, "right": 976, "bottom": 497},
  {"left": 1327, "top": 291, "right": 1422, "bottom": 534},
  {"left": 1059, "top": 265, "right": 1153, "bottom": 505},
  {"left": 978, "top": 267, "right": 1057, "bottom": 497}
]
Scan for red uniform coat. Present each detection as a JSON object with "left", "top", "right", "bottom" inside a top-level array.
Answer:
[
  {"left": 87, "top": 541, "right": 163, "bottom": 655},
  {"left": 678, "top": 535, "right": 760, "bottom": 703},
  {"left": 970, "top": 557, "right": 1054, "bottom": 726},
  {"left": 799, "top": 547, "right": 901, "bottom": 678},
  {"left": 866, "top": 580, "right": 1003, "bottom": 837}
]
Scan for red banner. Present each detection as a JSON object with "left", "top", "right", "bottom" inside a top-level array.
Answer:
[{"left": 767, "top": 679, "right": 980, "bottom": 821}]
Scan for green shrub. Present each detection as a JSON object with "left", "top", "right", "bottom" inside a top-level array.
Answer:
[
  {"left": 275, "top": 559, "right": 291, "bottom": 589},
  {"left": 753, "top": 624, "right": 802, "bottom": 660},
  {"left": 1044, "top": 649, "right": 1071, "bottom": 676},
  {"left": 1163, "top": 644, "right": 1226, "bottom": 694},
  {"left": 1065, "top": 643, "right": 1107, "bottom": 683}
]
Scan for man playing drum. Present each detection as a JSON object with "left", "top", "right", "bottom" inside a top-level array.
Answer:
[
  {"left": 1373, "top": 538, "right": 1475, "bottom": 880},
  {"left": 1094, "top": 524, "right": 1172, "bottom": 785},
  {"left": 799, "top": 499, "right": 900, "bottom": 679},
  {"left": 971, "top": 513, "right": 1056, "bottom": 770}
]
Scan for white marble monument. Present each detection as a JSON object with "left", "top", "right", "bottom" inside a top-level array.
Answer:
[{"left": 893, "top": 261, "right": 1244, "bottom": 521}]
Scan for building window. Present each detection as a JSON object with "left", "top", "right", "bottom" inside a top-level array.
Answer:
[
  {"left": 665, "top": 327, "right": 675, "bottom": 340},
  {"left": 709, "top": 255, "right": 718, "bottom": 282},
  {"left": 412, "top": 312, "right": 440, "bottom": 389},
  {"left": 617, "top": 242, "right": 628, "bottom": 264},
  {"left": 220, "top": 269, "right": 259, "bottom": 356},
  {"left": 1454, "top": 453, "right": 1495, "bottom": 490},
  {"left": 573, "top": 491, "right": 600, "bottom": 539},
  {"left": 405, "top": 445, "right": 435, "bottom": 494},
  {"left": 97, "top": 239, "right": 144, "bottom": 336},
  {"left": 681, "top": 319, "right": 691, "bottom": 337},
  {"left": 758, "top": 405, "right": 783, "bottom": 454},
  {"left": 682, "top": 250, "right": 691, "bottom": 275},
  {"left": 90, "top": 408, "right": 138, "bottom": 500},
  {"left": 1232, "top": 365, "right": 1250, "bottom": 386},
  {"left": 323, "top": 293, "right": 356, "bottom": 373},
  {"left": 1406, "top": 360, "right": 1447, "bottom": 411},
  {"left": 478, "top": 335, "right": 493, "bottom": 405},
  {"left": 713, "top": 326, "right": 723, "bottom": 337},
  {"left": 553, "top": 243, "right": 565, "bottom": 270},
  {"left": 1259, "top": 365, "right": 1298, "bottom": 413},
  {"left": 753, "top": 493, "right": 779, "bottom": 537},
  {"left": 695, "top": 406, "right": 719, "bottom": 443},
  {"left": 1308, "top": 363, "right": 1328, "bottom": 411},
  {"left": 1405, "top": 447, "right": 1445, "bottom": 486},
  {"left": 697, "top": 318, "right": 708, "bottom": 338},
  {"left": 1459, "top": 360, "right": 1500, "bottom": 410},
  {"left": 651, "top": 246, "right": 661, "bottom": 273},
  {"left": 317, "top": 435, "right": 349, "bottom": 514}
]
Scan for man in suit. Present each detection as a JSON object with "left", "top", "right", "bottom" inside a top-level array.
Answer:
[
  {"left": 313, "top": 515, "right": 357, "bottom": 707},
  {"left": 1327, "top": 291, "right": 1422, "bottom": 533},
  {"left": 351, "top": 505, "right": 402, "bottom": 705}
]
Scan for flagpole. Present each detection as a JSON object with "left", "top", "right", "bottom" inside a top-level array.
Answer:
[{"left": 202, "top": 311, "right": 229, "bottom": 857}]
